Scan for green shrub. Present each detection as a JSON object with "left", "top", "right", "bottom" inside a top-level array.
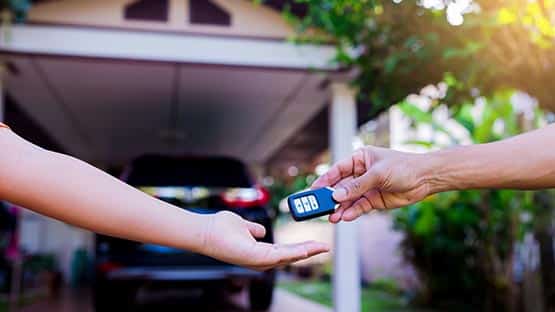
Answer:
[{"left": 394, "top": 88, "right": 545, "bottom": 310}]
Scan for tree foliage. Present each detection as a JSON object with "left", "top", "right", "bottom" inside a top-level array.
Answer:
[{"left": 280, "top": 0, "right": 555, "bottom": 114}]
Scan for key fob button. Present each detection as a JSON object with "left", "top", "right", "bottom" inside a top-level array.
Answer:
[
  {"left": 308, "top": 195, "right": 319, "bottom": 210},
  {"left": 301, "top": 197, "right": 311, "bottom": 212},
  {"left": 293, "top": 199, "right": 304, "bottom": 213}
]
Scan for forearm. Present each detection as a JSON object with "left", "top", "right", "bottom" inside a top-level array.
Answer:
[
  {"left": 0, "top": 130, "right": 207, "bottom": 253},
  {"left": 425, "top": 124, "right": 555, "bottom": 193}
]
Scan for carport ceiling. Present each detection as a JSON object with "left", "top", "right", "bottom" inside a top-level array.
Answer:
[{"left": 5, "top": 56, "right": 330, "bottom": 166}]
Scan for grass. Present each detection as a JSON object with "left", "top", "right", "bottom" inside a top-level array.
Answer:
[
  {"left": 279, "top": 280, "right": 424, "bottom": 312},
  {"left": 0, "top": 300, "right": 6, "bottom": 312}
]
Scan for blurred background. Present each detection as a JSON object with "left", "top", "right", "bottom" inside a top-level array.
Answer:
[{"left": 0, "top": 0, "right": 555, "bottom": 311}]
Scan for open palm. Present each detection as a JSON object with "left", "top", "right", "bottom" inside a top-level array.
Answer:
[{"left": 203, "top": 211, "right": 329, "bottom": 271}]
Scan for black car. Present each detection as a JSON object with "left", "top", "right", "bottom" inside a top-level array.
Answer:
[{"left": 94, "top": 155, "right": 275, "bottom": 311}]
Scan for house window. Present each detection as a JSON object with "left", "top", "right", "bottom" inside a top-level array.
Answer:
[
  {"left": 125, "top": 0, "right": 168, "bottom": 22},
  {"left": 189, "top": 0, "right": 231, "bottom": 26}
]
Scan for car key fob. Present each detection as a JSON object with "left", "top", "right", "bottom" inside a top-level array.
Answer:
[{"left": 288, "top": 187, "right": 338, "bottom": 222}]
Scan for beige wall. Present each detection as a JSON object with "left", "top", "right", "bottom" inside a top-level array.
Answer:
[
  {"left": 19, "top": 210, "right": 94, "bottom": 283},
  {"left": 28, "top": 0, "right": 295, "bottom": 39}
]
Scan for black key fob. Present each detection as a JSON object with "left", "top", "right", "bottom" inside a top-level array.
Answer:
[{"left": 288, "top": 187, "right": 338, "bottom": 222}]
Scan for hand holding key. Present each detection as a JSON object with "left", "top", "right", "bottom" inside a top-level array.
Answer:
[
  {"left": 302, "top": 125, "right": 555, "bottom": 223},
  {"left": 310, "top": 146, "right": 433, "bottom": 223}
]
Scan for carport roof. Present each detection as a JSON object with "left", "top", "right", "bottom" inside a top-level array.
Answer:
[
  {"left": 3, "top": 51, "right": 334, "bottom": 165},
  {"left": 1, "top": 1, "right": 372, "bottom": 171}
]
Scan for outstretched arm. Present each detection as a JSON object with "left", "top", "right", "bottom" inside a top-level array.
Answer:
[
  {"left": 0, "top": 127, "right": 328, "bottom": 271},
  {"left": 427, "top": 124, "right": 555, "bottom": 192},
  {"left": 312, "top": 124, "right": 555, "bottom": 222}
]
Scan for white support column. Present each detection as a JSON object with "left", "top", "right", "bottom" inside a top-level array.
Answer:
[
  {"left": 0, "top": 65, "right": 4, "bottom": 123},
  {"left": 330, "top": 82, "right": 361, "bottom": 312},
  {"left": 0, "top": 63, "right": 18, "bottom": 311}
]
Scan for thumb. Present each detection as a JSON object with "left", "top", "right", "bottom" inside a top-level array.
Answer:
[
  {"left": 333, "top": 169, "right": 380, "bottom": 202},
  {"left": 245, "top": 220, "right": 266, "bottom": 239}
]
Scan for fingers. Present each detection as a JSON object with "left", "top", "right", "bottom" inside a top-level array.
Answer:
[
  {"left": 328, "top": 202, "right": 350, "bottom": 223},
  {"left": 311, "top": 152, "right": 362, "bottom": 189},
  {"left": 332, "top": 169, "right": 380, "bottom": 202},
  {"left": 281, "top": 241, "right": 329, "bottom": 262},
  {"left": 253, "top": 241, "right": 329, "bottom": 270},
  {"left": 353, "top": 149, "right": 368, "bottom": 178},
  {"left": 335, "top": 190, "right": 388, "bottom": 222},
  {"left": 245, "top": 220, "right": 266, "bottom": 238},
  {"left": 328, "top": 177, "right": 354, "bottom": 223},
  {"left": 306, "top": 241, "right": 330, "bottom": 256},
  {"left": 329, "top": 208, "right": 343, "bottom": 223},
  {"left": 342, "top": 196, "right": 373, "bottom": 221}
]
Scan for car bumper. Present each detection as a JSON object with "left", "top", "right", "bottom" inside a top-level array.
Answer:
[{"left": 106, "top": 266, "right": 264, "bottom": 282}]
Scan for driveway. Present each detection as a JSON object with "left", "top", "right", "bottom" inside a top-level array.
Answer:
[{"left": 19, "top": 288, "right": 330, "bottom": 312}]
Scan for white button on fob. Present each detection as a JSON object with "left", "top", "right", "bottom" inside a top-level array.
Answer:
[{"left": 293, "top": 198, "right": 304, "bottom": 213}]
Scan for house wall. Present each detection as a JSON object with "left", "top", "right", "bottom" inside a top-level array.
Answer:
[
  {"left": 28, "top": 0, "right": 295, "bottom": 39},
  {"left": 18, "top": 210, "right": 93, "bottom": 284}
]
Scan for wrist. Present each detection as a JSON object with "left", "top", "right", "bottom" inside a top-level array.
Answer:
[
  {"left": 195, "top": 213, "right": 216, "bottom": 255},
  {"left": 416, "top": 149, "right": 458, "bottom": 195},
  {"left": 173, "top": 212, "right": 214, "bottom": 255}
]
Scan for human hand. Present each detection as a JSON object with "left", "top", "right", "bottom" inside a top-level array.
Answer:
[
  {"left": 201, "top": 211, "right": 329, "bottom": 271},
  {"left": 312, "top": 146, "right": 433, "bottom": 223}
]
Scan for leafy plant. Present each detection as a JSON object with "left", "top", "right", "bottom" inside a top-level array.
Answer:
[
  {"left": 23, "top": 254, "right": 58, "bottom": 274},
  {"left": 393, "top": 87, "right": 545, "bottom": 310},
  {"left": 1, "top": 0, "right": 32, "bottom": 22},
  {"left": 276, "top": 0, "right": 555, "bottom": 115}
]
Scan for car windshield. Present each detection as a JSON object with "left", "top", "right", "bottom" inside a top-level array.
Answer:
[{"left": 125, "top": 156, "right": 252, "bottom": 188}]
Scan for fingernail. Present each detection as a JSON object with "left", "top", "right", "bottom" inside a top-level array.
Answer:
[{"left": 333, "top": 188, "right": 347, "bottom": 201}]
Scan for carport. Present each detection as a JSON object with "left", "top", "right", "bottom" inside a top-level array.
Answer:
[{"left": 0, "top": 1, "right": 363, "bottom": 311}]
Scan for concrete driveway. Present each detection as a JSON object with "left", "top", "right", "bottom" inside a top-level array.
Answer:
[{"left": 19, "top": 288, "right": 330, "bottom": 312}]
